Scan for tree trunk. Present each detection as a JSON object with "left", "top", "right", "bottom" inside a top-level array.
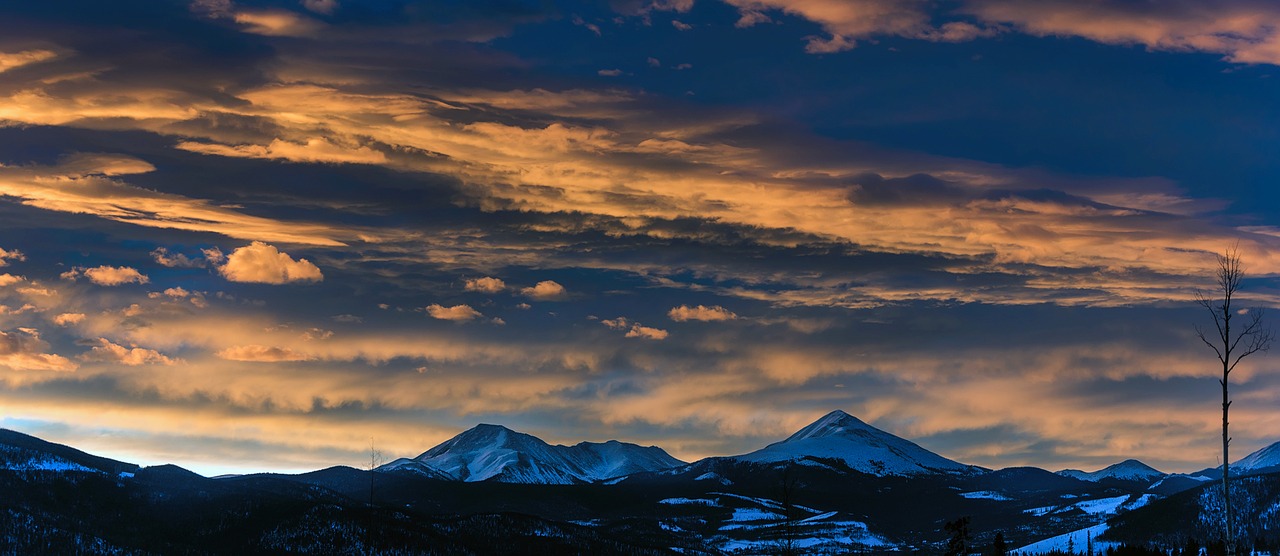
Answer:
[{"left": 1223, "top": 368, "right": 1232, "bottom": 556}]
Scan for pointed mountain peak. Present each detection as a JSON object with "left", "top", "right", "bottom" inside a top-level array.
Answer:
[
  {"left": 784, "top": 410, "right": 874, "bottom": 442},
  {"left": 735, "top": 410, "right": 981, "bottom": 476}
]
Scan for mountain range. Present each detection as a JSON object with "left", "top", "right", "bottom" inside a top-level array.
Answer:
[{"left": 6, "top": 410, "right": 1280, "bottom": 554}]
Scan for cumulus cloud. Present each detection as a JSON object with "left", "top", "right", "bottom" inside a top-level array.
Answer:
[
  {"left": 79, "top": 338, "right": 177, "bottom": 366},
  {"left": 425, "top": 303, "right": 484, "bottom": 321},
  {"left": 601, "top": 317, "right": 669, "bottom": 339},
  {"left": 218, "top": 242, "right": 323, "bottom": 284},
  {"left": 625, "top": 324, "right": 669, "bottom": 340},
  {"left": 0, "top": 328, "right": 77, "bottom": 372},
  {"left": 0, "top": 274, "right": 22, "bottom": 287},
  {"left": 669, "top": 304, "right": 739, "bottom": 322},
  {"left": 521, "top": 280, "right": 566, "bottom": 300},
  {"left": 216, "top": 345, "right": 314, "bottom": 362},
  {"left": 53, "top": 313, "right": 86, "bottom": 326},
  {"left": 0, "top": 248, "right": 25, "bottom": 267},
  {"left": 464, "top": 276, "right": 506, "bottom": 293},
  {"left": 61, "top": 266, "right": 149, "bottom": 286}
]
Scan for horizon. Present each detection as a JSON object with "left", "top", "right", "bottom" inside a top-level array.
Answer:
[
  {"left": 3, "top": 407, "right": 1268, "bottom": 477},
  {"left": 3, "top": 1, "right": 1280, "bottom": 479}
]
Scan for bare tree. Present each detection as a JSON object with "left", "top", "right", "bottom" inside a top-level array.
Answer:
[
  {"left": 1195, "top": 245, "right": 1274, "bottom": 555},
  {"left": 365, "top": 438, "right": 384, "bottom": 554}
]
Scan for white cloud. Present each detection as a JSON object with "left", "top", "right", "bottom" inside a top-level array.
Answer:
[
  {"left": 80, "top": 338, "right": 177, "bottom": 366},
  {"left": 53, "top": 313, "right": 86, "bottom": 326},
  {"left": 521, "top": 280, "right": 566, "bottom": 300},
  {"left": 464, "top": 276, "right": 506, "bottom": 293},
  {"left": 668, "top": 304, "right": 739, "bottom": 322},
  {"left": 218, "top": 242, "right": 323, "bottom": 284},
  {"left": 425, "top": 304, "right": 484, "bottom": 321},
  {"left": 0, "top": 328, "right": 77, "bottom": 372},
  {"left": 62, "top": 266, "right": 149, "bottom": 286},
  {"left": 216, "top": 344, "right": 314, "bottom": 362}
]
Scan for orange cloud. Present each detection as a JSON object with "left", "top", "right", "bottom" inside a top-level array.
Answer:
[
  {"left": 0, "top": 328, "right": 76, "bottom": 372},
  {"left": 215, "top": 344, "right": 314, "bottom": 362},
  {"left": 463, "top": 276, "right": 506, "bottom": 293},
  {"left": 0, "top": 49, "right": 58, "bottom": 73},
  {"left": 218, "top": 242, "right": 323, "bottom": 284},
  {"left": 62, "top": 265, "right": 149, "bottom": 286},
  {"left": 668, "top": 304, "right": 739, "bottom": 322},
  {"left": 521, "top": 280, "right": 566, "bottom": 300},
  {"left": 425, "top": 304, "right": 483, "bottom": 321},
  {"left": 79, "top": 338, "right": 177, "bottom": 366}
]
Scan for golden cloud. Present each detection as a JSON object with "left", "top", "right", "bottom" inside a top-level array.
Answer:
[{"left": 218, "top": 242, "right": 324, "bottom": 284}]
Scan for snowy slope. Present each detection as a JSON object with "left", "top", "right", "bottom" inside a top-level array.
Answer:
[
  {"left": 1232, "top": 441, "right": 1280, "bottom": 474},
  {"left": 733, "top": 410, "right": 982, "bottom": 476},
  {"left": 1057, "top": 459, "right": 1165, "bottom": 483},
  {"left": 380, "top": 424, "right": 685, "bottom": 484}
]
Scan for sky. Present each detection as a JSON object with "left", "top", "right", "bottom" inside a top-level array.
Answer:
[{"left": 2, "top": 0, "right": 1280, "bottom": 477}]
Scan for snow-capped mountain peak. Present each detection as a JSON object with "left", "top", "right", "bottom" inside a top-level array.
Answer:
[
  {"left": 380, "top": 424, "right": 685, "bottom": 484},
  {"left": 734, "top": 410, "right": 983, "bottom": 476},
  {"left": 1057, "top": 459, "right": 1164, "bottom": 483},
  {"left": 783, "top": 410, "right": 876, "bottom": 442}
]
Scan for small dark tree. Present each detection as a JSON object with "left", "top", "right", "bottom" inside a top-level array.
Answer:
[
  {"left": 988, "top": 531, "right": 1008, "bottom": 556},
  {"left": 774, "top": 464, "right": 801, "bottom": 556},
  {"left": 944, "top": 517, "right": 971, "bottom": 556},
  {"left": 1195, "top": 245, "right": 1274, "bottom": 555}
]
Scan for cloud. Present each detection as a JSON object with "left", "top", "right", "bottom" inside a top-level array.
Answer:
[
  {"left": 0, "top": 49, "right": 58, "bottom": 73},
  {"left": 672, "top": 20, "right": 693, "bottom": 31},
  {"left": 0, "top": 248, "right": 25, "bottom": 267},
  {"left": 62, "top": 266, "right": 149, "bottom": 286},
  {"left": 598, "top": 69, "right": 623, "bottom": 76},
  {"left": 724, "top": 0, "right": 996, "bottom": 53},
  {"left": 0, "top": 328, "right": 77, "bottom": 372},
  {"left": 218, "top": 242, "right": 323, "bottom": 284},
  {"left": 464, "top": 276, "right": 506, "bottom": 293},
  {"left": 668, "top": 304, "right": 739, "bottom": 322},
  {"left": 0, "top": 156, "right": 350, "bottom": 246},
  {"left": 425, "top": 303, "right": 484, "bottom": 321},
  {"left": 152, "top": 247, "right": 209, "bottom": 268},
  {"left": 521, "top": 280, "right": 566, "bottom": 300},
  {"left": 0, "top": 274, "right": 22, "bottom": 287},
  {"left": 79, "top": 338, "right": 177, "bottom": 366},
  {"left": 964, "top": 0, "right": 1280, "bottom": 66},
  {"left": 53, "top": 313, "right": 86, "bottom": 326},
  {"left": 625, "top": 324, "right": 669, "bottom": 340},
  {"left": 232, "top": 10, "right": 325, "bottom": 37},
  {"left": 176, "top": 137, "right": 388, "bottom": 165},
  {"left": 601, "top": 316, "right": 669, "bottom": 339},
  {"left": 215, "top": 345, "right": 315, "bottom": 362}
]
